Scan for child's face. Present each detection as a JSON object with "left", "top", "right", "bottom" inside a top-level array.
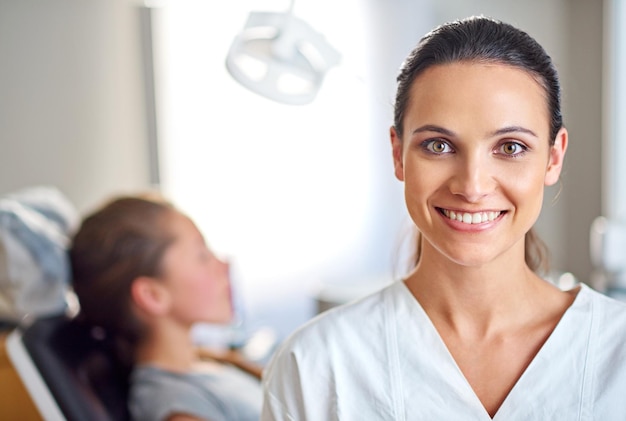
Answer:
[{"left": 158, "top": 211, "right": 233, "bottom": 326}]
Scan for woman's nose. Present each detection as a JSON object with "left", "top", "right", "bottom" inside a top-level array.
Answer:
[{"left": 448, "top": 155, "right": 496, "bottom": 202}]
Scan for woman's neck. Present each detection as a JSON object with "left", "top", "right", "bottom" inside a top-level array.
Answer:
[{"left": 404, "top": 243, "right": 564, "bottom": 339}]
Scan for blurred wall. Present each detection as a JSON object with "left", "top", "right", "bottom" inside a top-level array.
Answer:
[
  {"left": 0, "top": 0, "right": 151, "bottom": 212},
  {"left": 563, "top": 0, "right": 604, "bottom": 283}
]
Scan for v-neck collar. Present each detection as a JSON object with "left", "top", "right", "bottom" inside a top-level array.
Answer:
[{"left": 387, "top": 281, "right": 593, "bottom": 420}]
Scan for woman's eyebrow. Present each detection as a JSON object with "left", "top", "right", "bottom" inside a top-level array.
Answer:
[
  {"left": 411, "top": 124, "right": 538, "bottom": 138},
  {"left": 411, "top": 125, "right": 456, "bottom": 137},
  {"left": 490, "top": 126, "right": 538, "bottom": 138}
]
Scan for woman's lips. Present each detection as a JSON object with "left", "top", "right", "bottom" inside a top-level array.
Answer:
[{"left": 437, "top": 207, "right": 505, "bottom": 225}]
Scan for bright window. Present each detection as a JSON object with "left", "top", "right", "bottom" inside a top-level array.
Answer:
[{"left": 152, "top": 0, "right": 410, "bottom": 340}]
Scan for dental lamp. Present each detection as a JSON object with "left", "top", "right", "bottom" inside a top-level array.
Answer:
[{"left": 225, "top": 1, "right": 341, "bottom": 105}]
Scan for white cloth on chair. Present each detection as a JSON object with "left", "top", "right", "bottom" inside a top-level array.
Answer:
[{"left": 0, "top": 186, "right": 78, "bottom": 320}]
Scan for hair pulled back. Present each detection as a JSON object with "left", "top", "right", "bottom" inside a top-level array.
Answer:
[{"left": 70, "top": 195, "right": 176, "bottom": 366}]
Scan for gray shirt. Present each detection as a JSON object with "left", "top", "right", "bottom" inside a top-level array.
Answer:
[{"left": 130, "top": 363, "right": 261, "bottom": 421}]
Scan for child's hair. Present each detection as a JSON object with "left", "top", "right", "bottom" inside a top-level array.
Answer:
[{"left": 70, "top": 194, "right": 177, "bottom": 365}]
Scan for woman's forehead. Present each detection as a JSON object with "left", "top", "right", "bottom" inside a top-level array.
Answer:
[{"left": 404, "top": 62, "right": 550, "bottom": 136}]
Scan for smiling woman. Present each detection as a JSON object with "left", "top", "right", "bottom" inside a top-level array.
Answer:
[
  {"left": 261, "top": 16, "right": 626, "bottom": 420},
  {"left": 393, "top": 62, "right": 565, "bottom": 272}
]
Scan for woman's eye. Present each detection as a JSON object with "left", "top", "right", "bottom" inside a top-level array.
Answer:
[
  {"left": 424, "top": 139, "right": 452, "bottom": 154},
  {"left": 498, "top": 142, "right": 526, "bottom": 156}
]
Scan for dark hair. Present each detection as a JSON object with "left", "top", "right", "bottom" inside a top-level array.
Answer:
[
  {"left": 70, "top": 194, "right": 176, "bottom": 366},
  {"left": 394, "top": 16, "right": 561, "bottom": 274}
]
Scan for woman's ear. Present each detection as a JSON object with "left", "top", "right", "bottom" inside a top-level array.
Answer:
[
  {"left": 545, "top": 127, "right": 568, "bottom": 186},
  {"left": 390, "top": 126, "right": 405, "bottom": 181},
  {"left": 130, "top": 276, "right": 170, "bottom": 316}
]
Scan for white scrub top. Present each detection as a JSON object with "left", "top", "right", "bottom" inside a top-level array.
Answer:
[{"left": 261, "top": 281, "right": 626, "bottom": 420}]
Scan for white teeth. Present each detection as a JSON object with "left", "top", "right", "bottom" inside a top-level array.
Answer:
[{"left": 441, "top": 209, "right": 501, "bottom": 224}]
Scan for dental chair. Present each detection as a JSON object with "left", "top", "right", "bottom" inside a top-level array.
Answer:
[
  {"left": 6, "top": 314, "right": 131, "bottom": 421},
  {"left": 0, "top": 186, "right": 130, "bottom": 420}
]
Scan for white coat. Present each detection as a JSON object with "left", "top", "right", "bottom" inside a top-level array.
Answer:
[{"left": 262, "top": 281, "right": 626, "bottom": 420}]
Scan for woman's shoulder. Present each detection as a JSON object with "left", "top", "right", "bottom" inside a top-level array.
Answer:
[
  {"left": 263, "top": 282, "right": 405, "bottom": 375},
  {"left": 282, "top": 281, "right": 401, "bottom": 347},
  {"left": 574, "top": 284, "right": 626, "bottom": 414},
  {"left": 576, "top": 283, "right": 626, "bottom": 346},
  {"left": 580, "top": 283, "right": 626, "bottom": 320},
  {"left": 262, "top": 281, "right": 406, "bottom": 405}
]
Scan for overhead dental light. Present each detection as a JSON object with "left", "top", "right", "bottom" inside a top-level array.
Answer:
[{"left": 225, "top": 1, "right": 341, "bottom": 105}]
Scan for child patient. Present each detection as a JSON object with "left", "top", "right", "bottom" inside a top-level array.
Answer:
[{"left": 70, "top": 193, "right": 261, "bottom": 421}]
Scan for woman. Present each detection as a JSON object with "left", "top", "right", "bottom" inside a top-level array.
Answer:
[
  {"left": 261, "top": 16, "right": 626, "bottom": 419},
  {"left": 70, "top": 194, "right": 262, "bottom": 421}
]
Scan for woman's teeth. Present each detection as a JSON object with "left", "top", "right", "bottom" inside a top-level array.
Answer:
[{"left": 441, "top": 209, "right": 501, "bottom": 224}]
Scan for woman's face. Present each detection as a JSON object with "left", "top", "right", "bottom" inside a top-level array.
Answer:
[
  {"left": 158, "top": 211, "right": 233, "bottom": 326},
  {"left": 391, "top": 62, "right": 567, "bottom": 268}
]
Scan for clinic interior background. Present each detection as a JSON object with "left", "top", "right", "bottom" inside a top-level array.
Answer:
[{"left": 0, "top": 0, "right": 622, "bottom": 345}]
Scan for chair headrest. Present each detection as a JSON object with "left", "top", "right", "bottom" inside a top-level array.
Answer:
[{"left": 21, "top": 315, "right": 130, "bottom": 421}]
